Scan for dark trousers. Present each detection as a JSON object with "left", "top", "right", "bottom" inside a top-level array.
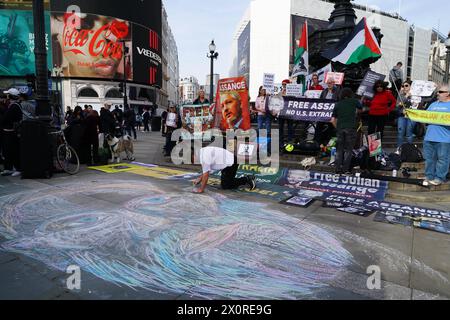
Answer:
[
  {"left": 83, "top": 138, "right": 99, "bottom": 165},
  {"left": 2, "top": 131, "right": 21, "bottom": 171},
  {"left": 368, "top": 115, "right": 388, "bottom": 139},
  {"left": 335, "top": 128, "right": 357, "bottom": 173},
  {"left": 221, "top": 163, "right": 248, "bottom": 190},
  {"left": 143, "top": 120, "right": 150, "bottom": 132},
  {"left": 125, "top": 126, "right": 137, "bottom": 139},
  {"left": 279, "top": 118, "right": 294, "bottom": 145},
  {"left": 164, "top": 131, "right": 176, "bottom": 155}
]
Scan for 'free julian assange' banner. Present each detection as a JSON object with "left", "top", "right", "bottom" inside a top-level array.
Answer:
[
  {"left": 406, "top": 109, "right": 450, "bottom": 126},
  {"left": 278, "top": 97, "right": 336, "bottom": 123}
]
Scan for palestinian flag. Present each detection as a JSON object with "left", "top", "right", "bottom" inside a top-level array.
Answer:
[
  {"left": 291, "top": 21, "right": 308, "bottom": 78},
  {"left": 322, "top": 18, "right": 382, "bottom": 65}
]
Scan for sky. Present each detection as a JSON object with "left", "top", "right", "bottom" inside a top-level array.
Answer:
[{"left": 164, "top": 0, "right": 450, "bottom": 84}]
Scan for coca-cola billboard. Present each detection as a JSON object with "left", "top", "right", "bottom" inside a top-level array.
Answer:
[{"left": 50, "top": 0, "right": 162, "bottom": 86}]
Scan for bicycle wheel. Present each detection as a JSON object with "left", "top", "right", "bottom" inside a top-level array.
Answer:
[{"left": 57, "top": 144, "right": 80, "bottom": 175}]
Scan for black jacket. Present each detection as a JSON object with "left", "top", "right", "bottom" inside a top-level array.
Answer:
[
  {"left": 2, "top": 101, "right": 23, "bottom": 130},
  {"left": 99, "top": 109, "right": 116, "bottom": 135}
]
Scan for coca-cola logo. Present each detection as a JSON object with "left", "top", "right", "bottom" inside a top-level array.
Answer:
[{"left": 62, "top": 14, "right": 129, "bottom": 60}]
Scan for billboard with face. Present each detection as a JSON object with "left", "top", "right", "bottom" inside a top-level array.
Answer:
[
  {"left": 50, "top": 12, "right": 132, "bottom": 80},
  {"left": 50, "top": 0, "right": 162, "bottom": 86}
]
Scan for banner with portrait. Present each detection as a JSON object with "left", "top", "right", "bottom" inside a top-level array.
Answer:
[
  {"left": 180, "top": 104, "right": 215, "bottom": 140},
  {"left": 50, "top": 12, "right": 133, "bottom": 80},
  {"left": 216, "top": 77, "right": 251, "bottom": 131},
  {"left": 0, "top": 9, "right": 52, "bottom": 76}
]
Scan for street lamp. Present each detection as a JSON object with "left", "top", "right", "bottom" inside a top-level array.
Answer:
[
  {"left": 121, "top": 41, "right": 130, "bottom": 108},
  {"left": 444, "top": 32, "right": 450, "bottom": 84},
  {"left": 32, "top": 0, "right": 50, "bottom": 119},
  {"left": 207, "top": 40, "right": 219, "bottom": 103}
]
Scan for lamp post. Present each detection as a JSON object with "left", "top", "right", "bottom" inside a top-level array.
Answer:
[
  {"left": 444, "top": 32, "right": 450, "bottom": 84},
  {"left": 32, "top": 0, "right": 50, "bottom": 120},
  {"left": 207, "top": 40, "right": 219, "bottom": 103},
  {"left": 121, "top": 41, "right": 129, "bottom": 108}
]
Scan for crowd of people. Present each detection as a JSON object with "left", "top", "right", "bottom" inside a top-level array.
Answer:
[
  {"left": 251, "top": 62, "right": 450, "bottom": 185},
  {"left": 0, "top": 91, "right": 158, "bottom": 175}
]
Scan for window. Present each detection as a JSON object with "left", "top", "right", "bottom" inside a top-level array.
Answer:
[
  {"left": 105, "top": 89, "right": 122, "bottom": 99},
  {"left": 78, "top": 88, "right": 99, "bottom": 98}
]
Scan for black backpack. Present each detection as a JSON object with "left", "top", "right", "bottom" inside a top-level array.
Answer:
[{"left": 399, "top": 143, "right": 423, "bottom": 163}]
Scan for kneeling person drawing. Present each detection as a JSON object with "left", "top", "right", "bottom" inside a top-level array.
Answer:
[{"left": 192, "top": 146, "right": 256, "bottom": 194}]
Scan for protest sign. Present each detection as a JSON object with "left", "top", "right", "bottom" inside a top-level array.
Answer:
[
  {"left": 263, "top": 73, "right": 275, "bottom": 94},
  {"left": 367, "top": 133, "right": 382, "bottom": 157},
  {"left": 356, "top": 70, "right": 386, "bottom": 98},
  {"left": 216, "top": 77, "right": 251, "bottom": 131},
  {"left": 278, "top": 97, "right": 335, "bottom": 122},
  {"left": 304, "top": 90, "right": 322, "bottom": 99},
  {"left": 286, "top": 84, "right": 303, "bottom": 97},
  {"left": 180, "top": 104, "right": 215, "bottom": 139},
  {"left": 324, "top": 72, "right": 345, "bottom": 85},
  {"left": 411, "top": 80, "right": 437, "bottom": 97},
  {"left": 277, "top": 170, "right": 388, "bottom": 201},
  {"left": 405, "top": 109, "right": 450, "bottom": 126}
]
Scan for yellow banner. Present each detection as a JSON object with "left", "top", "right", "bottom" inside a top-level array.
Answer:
[{"left": 406, "top": 109, "right": 450, "bottom": 126}]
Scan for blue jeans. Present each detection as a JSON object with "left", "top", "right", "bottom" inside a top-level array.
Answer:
[
  {"left": 424, "top": 141, "right": 450, "bottom": 182},
  {"left": 257, "top": 114, "right": 272, "bottom": 136},
  {"left": 397, "top": 116, "right": 415, "bottom": 147}
]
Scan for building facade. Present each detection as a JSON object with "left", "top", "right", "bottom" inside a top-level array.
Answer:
[
  {"left": 204, "top": 73, "right": 220, "bottom": 101},
  {"left": 0, "top": 0, "right": 179, "bottom": 114},
  {"left": 429, "top": 29, "right": 448, "bottom": 85},
  {"left": 230, "top": 0, "right": 433, "bottom": 101},
  {"left": 179, "top": 76, "right": 200, "bottom": 104}
]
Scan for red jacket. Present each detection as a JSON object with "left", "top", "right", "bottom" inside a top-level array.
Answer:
[{"left": 368, "top": 90, "right": 396, "bottom": 116}]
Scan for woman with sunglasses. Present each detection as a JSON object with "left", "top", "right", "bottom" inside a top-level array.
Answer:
[
  {"left": 367, "top": 80, "right": 396, "bottom": 139},
  {"left": 396, "top": 80, "right": 415, "bottom": 147},
  {"left": 423, "top": 85, "right": 450, "bottom": 187}
]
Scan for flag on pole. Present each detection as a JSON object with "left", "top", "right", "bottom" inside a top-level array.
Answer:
[
  {"left": 322, "top": 18, "right": 382, "bottom": 65},
  {"left": 292, "top": 20, "right": 308, "bottom": 78}
]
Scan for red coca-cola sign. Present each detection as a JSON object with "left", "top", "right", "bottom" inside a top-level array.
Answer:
[{"left": 62, "top": 13, "right": 129, "bottom": 60}]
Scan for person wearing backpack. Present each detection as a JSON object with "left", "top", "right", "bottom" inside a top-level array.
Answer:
[
  {"left": 423, "top": 84, "right": 450, "bottom": 186},
  {"left": 1, "top": 88, "right": 23, "bottom": 177}
]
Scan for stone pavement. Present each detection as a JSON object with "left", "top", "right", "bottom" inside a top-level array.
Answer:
[{"left": 0, "top": 130, "right": 449, "bottom": 300}]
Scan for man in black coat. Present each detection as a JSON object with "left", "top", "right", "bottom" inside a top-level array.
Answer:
[
  {"left": 1, "top": 88, "right": 23, "bottom": 176},
  {"left": 99, "top": 102, "right": 116, "bottom": 136}
]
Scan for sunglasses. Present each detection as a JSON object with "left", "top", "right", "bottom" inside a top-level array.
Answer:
[
  {"left": 402, "top": 85, "right": 410, "bottom": 88},
  {"left": 438, "top": 91, "right": 449, "bottom": 94}
]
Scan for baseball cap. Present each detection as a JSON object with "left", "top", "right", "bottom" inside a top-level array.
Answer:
[
  {"left": 3, "top": 88, "right": 20, "bottom": 96},
  {"left": 282, "top": 79, "right": 291, "bottom": 85}
]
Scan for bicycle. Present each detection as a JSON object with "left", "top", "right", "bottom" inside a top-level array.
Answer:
[{"left": 49, "top": 128, "right": 80, "bottom": 175}]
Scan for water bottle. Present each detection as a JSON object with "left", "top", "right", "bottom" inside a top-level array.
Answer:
[{"left": 330, "top": 147, "right": 336, "bottom": 164}]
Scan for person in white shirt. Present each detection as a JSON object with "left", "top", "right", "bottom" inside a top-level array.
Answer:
[{"left": 192, "top": 146, "right": 256, "bottom": 193}]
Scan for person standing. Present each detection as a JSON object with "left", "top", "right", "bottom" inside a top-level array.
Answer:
[
  {"left": 99, "top": 102, "right": 116, "bottom": 137},
  {"left": 163, "top": 106, "right": 178, "bottom": 156},
  {"left": 367, "top": 81, "right": 396, "bottom": 139},
  {"left": 142, "top": 108, "right": 150, "bottom": 132},
  {"left": 330, "top": 88, "right": 362, "bottom": 174},
  {"left": 396, "top": 80, "right": 415, "bottom": 147},
  {"left": 316, "top": 79, "right": 340, "bottom": 144},
  {"left": 309, "top": 73, "right": 324, "bottom": 91},
  {"left": 278, "top": 79, "right": 294, "bottom": 146},
  {"left": 254, "top": 86, "right": 271, "bottom": 136},
  {"left": 389, "top": 62, "right": 404, "bottom": 99},
  {"left": 192, "top": 146, "right": 256, "bottom": 193},
  {"left": 123, "top": 105, "right": 137, "bottom": 140},
  {"left": 1, "top": 88, "right": 23, "bottom": 177},
  {"left": 65, "top": 106, "right": 73, "bottom": 125},
  {"left": 422, "top": 85, "right": 450, "bottom": 186},
  {"left": 193, "top": 90, "right": 210, "bottom": 105},
  {"left": 83, "top": 109, "right": 100, "bottom": 166}
]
